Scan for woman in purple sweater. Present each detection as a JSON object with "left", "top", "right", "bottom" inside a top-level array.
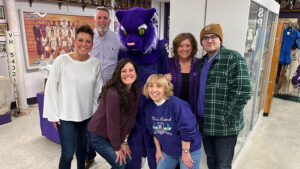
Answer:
[
  {"left": 165, "top": 33, "right": 200, "bottom": 116},
  {"left": 143, "top": 74, "right": 202, "bottom": 169},
  {"left": 88, "top": 58, "right": 140, "bottom": 168}
]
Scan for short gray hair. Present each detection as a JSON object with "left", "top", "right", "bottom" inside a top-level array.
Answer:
[{"left": 94, "top": 7, "right": 110, "bottom": 18}]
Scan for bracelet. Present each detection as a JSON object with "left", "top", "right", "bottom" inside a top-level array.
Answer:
[
  {"left": 182, "top": 149, "right": 190, "bottom": 153},
  {"left": 121, "top": 141, "right": 128, "bottom": 145}
]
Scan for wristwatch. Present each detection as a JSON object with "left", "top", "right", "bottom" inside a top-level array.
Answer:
[{"left": 182, "top": 149, "right": 190, "bottom": 153}]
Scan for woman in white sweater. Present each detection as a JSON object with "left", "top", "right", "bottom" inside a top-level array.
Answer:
[{"left": 43, "top": 24, "right": 103, "bottom": 169}]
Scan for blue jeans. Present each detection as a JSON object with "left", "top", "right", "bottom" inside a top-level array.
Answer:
[
  {"left": 202, "top": 135, "right": 238, "bottom": 169},
  {"left": 88, "top": 131, "right": 131, "bottom": 169},
  {"left": 157, "top": 149, "right": 201, "bottom": 169},
  {"left": 86, "top": 118, "right": 96, "bottom": 161},
  {"left": 57, "top": 119, "right": 89, "bottom": 169},
  {"left": 86, "top": 141, "right": 97, "bottom": 160}
]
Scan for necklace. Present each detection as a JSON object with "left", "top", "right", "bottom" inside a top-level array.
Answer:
[{"left": 179, "top": 59, "right": 191, "bottom": 73}]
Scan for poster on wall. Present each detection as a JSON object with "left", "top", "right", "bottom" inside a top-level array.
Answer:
[{"left": 18, "top": 10, "right": 95, "bottom": 70}]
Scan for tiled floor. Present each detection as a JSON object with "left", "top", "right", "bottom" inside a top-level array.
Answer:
[{"left": 1, "top": 98, "right": 299, "bottom": 169}]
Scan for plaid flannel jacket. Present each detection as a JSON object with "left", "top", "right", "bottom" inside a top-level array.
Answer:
[{"left": 200, "top": 46, "right": 251, "bottom": 136}]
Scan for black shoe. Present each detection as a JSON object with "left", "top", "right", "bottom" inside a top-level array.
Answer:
[{"left": 85, "top": 159, "right": 94, "bottom": 169}]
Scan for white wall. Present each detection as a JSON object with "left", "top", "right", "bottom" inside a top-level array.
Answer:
[
  {"left": 205, "top": 0, "right": 250, "bottom": 55},
  {"left": 169, "top": 0, "right": 206, "bottom": 57},
  {"left": 169, "top": 0, "right": 251, "bottom": 57}
]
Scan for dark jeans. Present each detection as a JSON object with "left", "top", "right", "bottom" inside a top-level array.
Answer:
[
  {"left": 88, "top": 131, "right": 131, "bottom": 169},
  {"left": 86, "top": 141, "right": 97, "bottom": 160},
  {"left": 57, "top": 119, "right": 89, "bottom": 169},
  {"left": 202, "top": 135, "right": 238, "bottom": 169}
]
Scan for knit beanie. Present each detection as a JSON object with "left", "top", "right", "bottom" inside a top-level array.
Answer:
[{"left": 200, "top": 24, "right": 223, "bottom": 42}]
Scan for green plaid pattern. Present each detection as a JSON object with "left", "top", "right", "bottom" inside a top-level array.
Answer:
[{"left": 200, "top": 46, "right": 251, "bottom": 136}]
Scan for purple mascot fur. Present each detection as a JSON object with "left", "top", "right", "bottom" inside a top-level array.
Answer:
[{"left": 116, "top": 7, "right": 169, "bottom": 169}]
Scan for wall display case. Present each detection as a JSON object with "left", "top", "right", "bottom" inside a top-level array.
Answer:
[{"left": 237, "top": 0, "right": 279, "bottom": 155}]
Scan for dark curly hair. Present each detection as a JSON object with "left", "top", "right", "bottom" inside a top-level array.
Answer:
[{"left": 98, "top": 58, "right": 140, "bottom": 113}]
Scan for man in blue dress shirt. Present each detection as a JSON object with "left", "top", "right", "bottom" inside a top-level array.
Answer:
[{"left": 85, "top": 7, "right": 122, "bottom": 169}]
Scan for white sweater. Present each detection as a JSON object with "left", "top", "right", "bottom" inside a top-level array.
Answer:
[{"left": 43, "top": 54, "right": 103, "bottom": 122}]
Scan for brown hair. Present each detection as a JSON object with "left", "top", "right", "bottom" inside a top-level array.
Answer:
[
  {"left": 75, "top": 24, "right": 94, "bottom": 42},
  {"left": 171, "top": 33, "right": 198, "bottom": 59},
  {"left": 98, "top": 58, "right": 139, "bottom": 113}
]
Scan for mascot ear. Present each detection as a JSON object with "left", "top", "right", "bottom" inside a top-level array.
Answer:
[
  {"left": 144, "top": 8, "right": 157, "bottom": 23},
  {"left": 115, "top": 10, "right": 125, "bottom": 23}
]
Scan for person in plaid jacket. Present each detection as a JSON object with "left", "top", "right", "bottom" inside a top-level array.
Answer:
[{"left": 197, "top": 24, "right": 251, "bottom": 169}]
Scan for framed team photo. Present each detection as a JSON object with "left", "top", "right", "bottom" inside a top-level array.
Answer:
[
  {"left": 0, "top": 23, "right": 8, "bottom": 36},
  {"left": 0, "top": 6, "right": 5, "bottom": 19},
  {"left": 18, "top": 10, "right": 95, "bottom": 69}
]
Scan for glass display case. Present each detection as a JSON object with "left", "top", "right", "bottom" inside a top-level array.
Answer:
[{"left": 236, "top": 0, "right": 279, "bottom": 156}]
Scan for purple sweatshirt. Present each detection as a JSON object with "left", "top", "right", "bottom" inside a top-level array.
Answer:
[
  {"left": 144, "top": 96, "right": 202, "bottom": 156},
  {"left": 168, "top": 57, "right": 200, "bottom": 116},
  {"left": 88, "top": 88, "right": 139, "bottom": 151}
]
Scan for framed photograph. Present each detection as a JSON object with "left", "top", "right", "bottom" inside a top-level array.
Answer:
[
  {"left": 18, "top": 10, "right": 95, "bottom": 70},
  {"left": 0, "top": 23, "right": 8, "bottom": 36},
  {"left": 0, "top": 6, "right": 5, "bottom": 19},
  {"left": 104, "top": 0, "right": 111, "bottom": 7},
  {"left": 115, "top": 0, "right": 122, "bottom": 9},
  {"left": 0, "top": 41, "right": 6, "bottom": 52},
  {"left": 0, "top": 41, "right": 6, "bottom": 57}
]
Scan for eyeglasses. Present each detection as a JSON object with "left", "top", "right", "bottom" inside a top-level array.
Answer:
[{"left": 202, "top": 35, "right": 219, "bottom": 42}]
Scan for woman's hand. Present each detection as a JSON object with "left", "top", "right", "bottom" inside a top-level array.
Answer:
[
  {"left": 182, "top": 152, "right": 194, "bottom": 168},
  {"left": 164, "top": 73, "right": 172, "bottom": 81},
  {"left": 155, "top": 150, "right": 165, "bottom": 164},
  {"left": 52, "top": 121, "right": 61, "bottom": 130},
  {"left": 115, "top": 149, "right": 126, "bottom": 166},
  {"left": 121, "top": 144, "right": 132, "bottom": 160}
]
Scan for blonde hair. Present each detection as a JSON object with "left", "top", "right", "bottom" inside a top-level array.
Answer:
[{"left": 143, "top": 74, "right": 173, "bottom": 99}]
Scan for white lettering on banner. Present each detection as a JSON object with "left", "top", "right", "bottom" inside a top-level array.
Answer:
[
  {"left": 257, "top": 7, "right": 264, "bottom": 27},
  {"left": 6, "top": 31, "right": 18, "bottom": 84}
]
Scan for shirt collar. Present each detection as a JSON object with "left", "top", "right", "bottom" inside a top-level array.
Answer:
[
  {"left": 154, "top": 98, "right": 166, "bottom": 106},
  {"left": 94, "top": 29, "right": 111, "bottom": 39},
  {"left": 206, "top": 51, "right": 218, "bottom": 63}
]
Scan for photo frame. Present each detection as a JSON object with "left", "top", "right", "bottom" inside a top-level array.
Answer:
[
  {"left": 0, "top": 41, "right": 6, "bottom": 52},
  {"left": 18, "top": 10, "right": 95, "bottom": 70},
  {"left": 0, "top": 6, "right": 5, "bottom": 19},
  {"left": 0, "top": 41, "right": 6, "bottom": 57},
  {"left": 115, "top": 0, "right": 122, "bottom": 9},
  {"left": 104, "top": 0, "right": 111, "bottom": 7},
  {"left": 0, "top": 23, "right": 8, "bottom": 36}
]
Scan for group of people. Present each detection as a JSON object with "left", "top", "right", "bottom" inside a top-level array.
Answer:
[
  {"left": 43, "top": 6, "right": 251, "bottom": 169},
  {"left": 33, "top": 19, "right": 78, "bottom": 60}
]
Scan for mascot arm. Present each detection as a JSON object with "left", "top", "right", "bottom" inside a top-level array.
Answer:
[
  {"left": 157, "top": 40, "right": 170, "bottom": 74},
  {"left": 117, "top": 49, "right": 126, "bottom": 61}
]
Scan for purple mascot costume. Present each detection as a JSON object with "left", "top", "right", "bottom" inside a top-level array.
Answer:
[{"left": 116, "top": 7, "right": 169, "bottom": 169}]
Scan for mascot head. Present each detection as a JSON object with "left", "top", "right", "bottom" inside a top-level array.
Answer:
[{"left": 116, "top": 7, "right": 158, "bottom": 54}]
